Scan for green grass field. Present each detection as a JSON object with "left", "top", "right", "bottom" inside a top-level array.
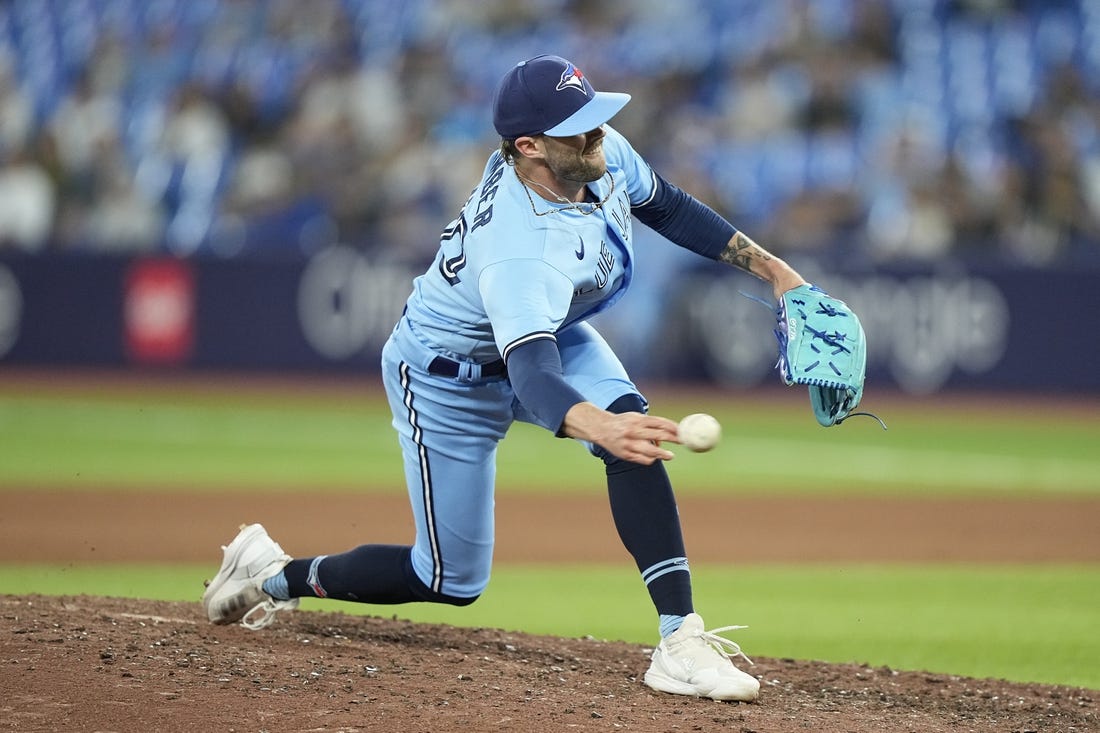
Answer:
[
  {"left": 3, "top": 384, "right": 1098, "bottom": 495},
  {"left": 2, "top": 378, "right": 1098, "bottom": 689}
]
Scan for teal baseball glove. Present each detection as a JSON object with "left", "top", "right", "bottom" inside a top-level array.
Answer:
[{"left": 775, "top": 284, "right": 877, "bottom": 428}]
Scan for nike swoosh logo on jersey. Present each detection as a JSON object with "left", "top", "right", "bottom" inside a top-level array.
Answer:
[{"left": 575, "top": 238, "right": 585, "bottom": 259}]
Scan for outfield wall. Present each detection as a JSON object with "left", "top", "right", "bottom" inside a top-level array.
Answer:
[{"left": 0, "top": 249, "right": 1096, "bottom": 394}]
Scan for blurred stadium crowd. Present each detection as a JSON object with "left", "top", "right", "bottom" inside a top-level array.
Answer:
[{"left": 0, "top": 0, "right": 1098, "bottom": 267}]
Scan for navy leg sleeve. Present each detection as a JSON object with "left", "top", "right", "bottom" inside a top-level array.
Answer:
[
  {"left": 283, "top": 545, "right": 478, "bottom": 606},
  {"left": 599, "top": 394, "right": 694, "bottom": 617}
]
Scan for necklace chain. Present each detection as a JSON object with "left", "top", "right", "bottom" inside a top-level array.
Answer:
[{"left": 515, "top": 169, "right": 615, "bottom": 217}]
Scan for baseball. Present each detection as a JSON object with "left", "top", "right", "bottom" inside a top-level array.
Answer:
[{"left": 678, "top": 413, "right": 721, "bottom": 452}]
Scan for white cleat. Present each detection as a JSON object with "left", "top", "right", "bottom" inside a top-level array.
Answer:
[
  {"left": 202, "top": 523, "right": 298, "bottom": 630},
  {"left": 644, "top": 613, "right": 760, "bottom": 702}
]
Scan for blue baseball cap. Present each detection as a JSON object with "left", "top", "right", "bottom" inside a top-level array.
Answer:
[{"left": 492, "top": 55, "right": 631, "bottom": 139}]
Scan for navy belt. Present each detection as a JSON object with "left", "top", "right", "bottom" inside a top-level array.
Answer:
[{"left": 427, "top": 356, "right": 507, "bottom": 380}]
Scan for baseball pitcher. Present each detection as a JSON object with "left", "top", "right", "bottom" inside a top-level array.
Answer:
[{"left": 203, "top": 54, "right": 869, "bottom": 703}]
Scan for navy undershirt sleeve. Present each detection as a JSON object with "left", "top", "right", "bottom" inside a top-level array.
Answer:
[
  {"left": 505, "top": 337, "right": 586, "bottom": 436},
  {"left": 631, "top": 171, "right": 736, "bottom": 259}
]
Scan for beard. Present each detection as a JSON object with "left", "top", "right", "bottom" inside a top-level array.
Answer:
[{"left": 546, "top": 140, "right": 606, "bottom": 184}]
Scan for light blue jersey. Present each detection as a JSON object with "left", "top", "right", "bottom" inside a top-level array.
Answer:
[{"left": 403, "top": 125, "right": 658, "bottom": 363}]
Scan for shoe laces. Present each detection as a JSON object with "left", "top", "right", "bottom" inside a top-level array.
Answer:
[
  {"left": 240, "top": 598, "right": 298, "bottom": 631},
  {"left": 693, "top": 624, "right": 754, "bottom": 666}
]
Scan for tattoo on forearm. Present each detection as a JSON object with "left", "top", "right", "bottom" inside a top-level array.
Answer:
[{"left": 718, "top": 232, "right": 772, "bottom": 272}]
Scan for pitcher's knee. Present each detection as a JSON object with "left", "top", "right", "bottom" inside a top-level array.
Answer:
[
  {"left": 436, "top": 589, "right": 480, "bottom": 606},
  {"left": 441, "top": 564, "right": 490, "bottom": 602},
  {"left": 407, "top": 550, "right": 488, "bottom": 605},
  {"left": 591, "top": 393, "right": 649, "bottom": 467},
  {"left": 411, "top": 573, "right": 484, "bottom": 606}
]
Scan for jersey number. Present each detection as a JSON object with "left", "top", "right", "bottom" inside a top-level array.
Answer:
[
  {"left": 438, "top": 216, "right": 467, "bottom": 285},
  {"left": 437, "top": 156, "right": 506, "bottom": 286}
]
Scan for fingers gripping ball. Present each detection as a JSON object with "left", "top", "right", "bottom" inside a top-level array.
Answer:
[{"left": 678, "top": 413, "right": 721, "bottom": 453}]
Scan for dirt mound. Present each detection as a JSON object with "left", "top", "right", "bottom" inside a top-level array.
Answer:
[{"left": 2, "top": 595, "right": 1094, "bottom": 732}]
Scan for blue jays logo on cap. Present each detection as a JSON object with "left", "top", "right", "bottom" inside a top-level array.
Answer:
[
  {"left": 556, "top": 64, "right": 589, "bottom": 95},
  {"left": 492, "top": 54, "right": 631, "bottom": 139}
]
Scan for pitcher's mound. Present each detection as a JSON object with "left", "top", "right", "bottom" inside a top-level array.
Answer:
[{"left": 2, "top": 594, "right": 1094, "bottom": 732}]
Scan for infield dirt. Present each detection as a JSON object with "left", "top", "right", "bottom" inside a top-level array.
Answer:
[{"left": 2, "top": 593, "right": 1095, "bottom": 733}]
